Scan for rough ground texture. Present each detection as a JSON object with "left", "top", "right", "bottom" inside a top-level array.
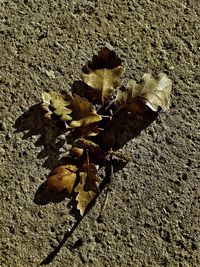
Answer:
[{"left": 0, "top": 0, "right": 200, "bottom": 266}]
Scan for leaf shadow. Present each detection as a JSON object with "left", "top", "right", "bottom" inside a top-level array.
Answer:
[
  {"left": 38, "top": 107, "right": 158, "bottom": 266},
  {"left": 13, "top": 104, "right": 75, "bottom": 170},
  {"left": 13, "top": 86, "right": 158, "bottom": 266},
  {"left": 95, "top": 107, "right": 159, "bottom": 151}
]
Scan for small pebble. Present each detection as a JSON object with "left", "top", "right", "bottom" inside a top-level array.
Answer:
[
  {"left": 0, "top": 122, "right": 7, "bottom": 131},
  {"left": 50, "top": 238, "right": 59, "bottom": 248},
  {"left": 0, "top": 147, "right": 5, "bottom": 156},
  {"left": 21, "top": 226, "right": 28, "bottom": 235},
  {"left": 192, "top": 242, "right": 198, "bottom": 250},
  {"left": 79, "top": 252, "right": 87, "bottom": 263},
  {"left": 5, "top": 133, "right": 12, "bottom": 140}
]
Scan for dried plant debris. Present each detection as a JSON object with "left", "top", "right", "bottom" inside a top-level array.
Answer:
[
  {"left": 41, "top": 92, "right": 102, "bottom": 129},
  {"left": 38, "top": 47, "right": 172, "bottom": 216},
  {"left": 36, "top": 165, "right": 78, "bottom": 202},
  {"left": 75, "top": 164, "right": 100, "bottom": 216},
  {"left": 115, "top": 73, "right": 172, "bottom": 113},
  {"left": 42, "top": 91, "right": 72, "bottom": 121},
  {"left": 72, "top": 138, "right": 105, "bottom": 162},
  {"left": 82, "top": 67, "right": 124, "bottom": 104},
  {"left": 73, "top": 123, "right": 102, "bottom": 137},
  {"left": 82, "top": 47, "right": 124, "bottom": 103},
  {"left": 44, "top": 165, "right": 77, "bottom": 195},
  {"left": 69, "top": 94, "right": 102, "bottom": 127},
  {"left": 85, "top": 47, "right": 122, "bottom": 70}
]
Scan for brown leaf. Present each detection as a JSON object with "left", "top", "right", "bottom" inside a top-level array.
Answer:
[
  {"left": 74, "top": 138, "right": 105, "bottom": 162},
  {"left": 82, "top": 47, "right": 124, "bottom": 103},
  {"left": 70, "top": 147, "right": 84, "bottom": 158},
  {"left": 69, "top": 94, "right": 102, "bottom": 127},
  {"left": 80, "top": 163, "right": 100, "bottom": 192},
  {"left": 41, "top": 91, "right": 72, "bottom": 121},
  {"left": 84, "top": 47, "right": 122, "bottom": 70},
  {"left": 75, "top": 164, "right": 100, "bottom": 216},
  {"left": 115, "top": 73, "right": 172, "bottom": 113},
  {"left": 39, "top": 165, "right": 77, "bottom": 198}
]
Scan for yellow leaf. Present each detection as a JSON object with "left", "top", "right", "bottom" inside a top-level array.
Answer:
[
  {"left": 82, "top": 47, "right": 124, "bottom": 103},
  {"left": 75, "top": 164, "right": 100, "bottom": 216},
  {"left": 115, "top": 73, "right": 172, "bottom": 112},
  {"left": 41, "top": 91, "right": 72, "bottom": 121},
  {"left": 74, "top": 180, "right": 96, "bottom": 216},
  {"left": 69, "top": 94, "right": 102, "bottom": 127},
  {"left": 83, "top": 67, "right": 124, "bottom": 104}
]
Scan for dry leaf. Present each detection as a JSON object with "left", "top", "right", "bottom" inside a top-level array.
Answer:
[
  {"left": 41, "top": 91, "right": 72, "bottom": 121},
  {"left": 115, "top": 73, "right": 172, "bottom": 112},
  {"left": 70, "top": 147, "right": 84, "bottom": 158},
  {"left": 82, "top": 47, "right": 124, "bottom": 103},
  {"left": 82, "top": 68, "right": 124, "bottom": 103},
  {"left": 74, "top": 138, "right": 100, "bottom": 152},
  {"left": 80, "top": 163, "right": 100, "bottom": 192},
  {"left": 69, "top": 94, "right": 102, "bottom": 127},
  {"left": 75, "top": 163, "right": 100, "bottom": 216},
  {"left": 74, "top": 138, "right": 104, "bottom": 162},
  {"left": 85, "top": 47, "right": 122, "bottom": 70},
  {"left": 40, "top": 165, "right": 77, "bottom": 197}
]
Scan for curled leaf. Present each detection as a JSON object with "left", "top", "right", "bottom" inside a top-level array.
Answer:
[
  {"left": 115, "top": 73, "right": 172, "bottom": 112},
  {"left": 41, "top": 91, "right": 72, "bottom": 121},
  {"left": 69, "top": 94, "right": 102, "bottom": 127},
  {"left": 75, "top": 164, "right": 100, "bottom": 216},
  {"left": 82, "top": 47, "right": 124, "bottom": 103},
  {"left": 34, "top": 165, "right": 77, "bottom": 204}
]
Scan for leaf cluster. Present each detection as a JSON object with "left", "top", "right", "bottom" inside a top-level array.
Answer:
[{"left": 40, "top": 47, "right": 172, "bottom": 216}]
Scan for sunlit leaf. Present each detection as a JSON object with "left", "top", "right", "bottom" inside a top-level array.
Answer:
[
  {"left": 69, "top": 94, "right": 102, "bottom": 127},
  {"left": 82, "top": 68, "right": 124, "bottom": 103},
  {"left": 41, "top": 91, "right": 72, "bottom": 121},
  {"left": 82, "top": 47, "right": 124, "bottom": 103},
  {"left": 75, "top": 164, "right": 100, "bottom": 216},
  {"left": 115, "top": 73, "right": 172, "bottom": 112},
  {"left": 34, "top": 165, "right": 78, "bottom": 204}
]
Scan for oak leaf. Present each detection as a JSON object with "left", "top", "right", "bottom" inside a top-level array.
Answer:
[
  {"left": 85, "top": 47, "right": 122, "bottom": 70},
  {"left": 35, "top": 165, "right": 78, "bottom": 204},
  {"left": 75, "top": 164, "right": 100, "bottom": 216},
  {"left": 82, "top": 47, "right": 124, "bottom": 103},
  {"left": 115, "top": 73, "right": 172, "bottom": 112},
  {"left": 69, "top": 94, "right": 102, "bottom": 127},
  {"left": 41, "top": 91, "right": 72, "bottom": 121}
]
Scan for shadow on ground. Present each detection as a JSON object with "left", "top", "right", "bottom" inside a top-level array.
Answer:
[{"left": 13, "top": 83, "right": 158, "bottom": 265}]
